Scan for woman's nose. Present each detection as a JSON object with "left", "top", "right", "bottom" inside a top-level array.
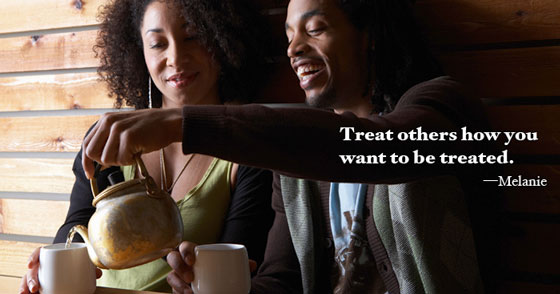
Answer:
[{"left": 166, "top": 42, "right": 186, "bottom": 67}]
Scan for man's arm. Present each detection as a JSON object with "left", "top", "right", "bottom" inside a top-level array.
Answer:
[
  {"left": 182, "top": 77, "right": 488, "bottom": 183},
  {"left": 83, "top": 77, "right": 488, "bottom": 183}
]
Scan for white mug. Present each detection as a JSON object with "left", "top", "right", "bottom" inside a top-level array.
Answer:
[
  {"left": 192, "top": 244, "right": 251, "bottom": 294},
  {"left": 38, "top": 243, "right": 97, "bottom": 294}
]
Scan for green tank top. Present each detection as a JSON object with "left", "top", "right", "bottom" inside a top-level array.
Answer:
[{"left": 97, "top": 158, "right": 232, "bottom": 292}]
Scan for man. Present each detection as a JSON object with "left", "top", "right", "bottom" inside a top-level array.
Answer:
[{"left": 83, "top": 0, "right": 498, "bottom": 293}]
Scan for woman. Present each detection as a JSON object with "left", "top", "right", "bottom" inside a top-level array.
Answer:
[{"left": 20, "top": 0, "right": 273, "bottom": 293}]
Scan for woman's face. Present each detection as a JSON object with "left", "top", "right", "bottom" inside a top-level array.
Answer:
[{"left": 141, "top": 1, "right": 221, "bottom": 107}]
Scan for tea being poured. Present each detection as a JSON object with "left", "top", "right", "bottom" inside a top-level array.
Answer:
[{"left": 65, "top": 226, "right": 78, "bottom": 249}]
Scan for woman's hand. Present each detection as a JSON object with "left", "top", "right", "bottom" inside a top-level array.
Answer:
[
  {"left": 19, "top": 247, "right": 40, "bottom": 294},
  {"left": 167, "top": 242, "right": 197, "bottom": 294},
  {"left": 82, "top": 108, "right": 184, "bottom": 179},
  {"left": 19, "top": 247, "right": 102, "bottom": 294},
  {"left": 166, "top": 242, "right": 257, "bottom": 294}
]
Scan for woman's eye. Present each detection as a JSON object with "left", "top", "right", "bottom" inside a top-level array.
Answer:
[
  {"left": 149, "top": 42, "right": 164, "bottom": 49},
  {"left": 184, "top": 35, "right": 198, "bottom": 42}
]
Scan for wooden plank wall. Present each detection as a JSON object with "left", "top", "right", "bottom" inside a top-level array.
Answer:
[
  {"left": 416, "top": 1, "right": 560, "bottom": 291},
  {"left": 0, "top": 0, "right": 558, "bottom": 293},
  {"left": 0, "top": 1, "right": 111, "bottom": 293}
]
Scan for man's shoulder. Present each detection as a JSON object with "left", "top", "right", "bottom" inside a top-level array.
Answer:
[{"left": 401, "top": 75, "right": 465, "bottom": 102}]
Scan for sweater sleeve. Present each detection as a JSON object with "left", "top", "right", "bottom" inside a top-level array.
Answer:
[
  {"left": 217, "top": 165, "right": 274, "bottom": 267},
  {"left": 182, "top": 77, "right": 489, "bottom": 183},
  {"left": 250, "top": 173, "right": 303, "bottom": 294}
]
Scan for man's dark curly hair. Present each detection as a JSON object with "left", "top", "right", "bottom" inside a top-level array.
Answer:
[
  {"left": 95, "top": 0, "right": 269, "bottom": 109},
  {"left": 337, "top": 0, "right": 443, "bottom": 113}
]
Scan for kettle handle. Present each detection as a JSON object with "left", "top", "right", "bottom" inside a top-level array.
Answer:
[{"left": 90, "top": 155, "right": 160, "bottom": 197}]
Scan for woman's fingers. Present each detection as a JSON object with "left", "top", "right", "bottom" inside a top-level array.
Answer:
[
  {"left": 19, "top": 273, "right": 29, "bottom": 294},
  {"left": 26, "top": 266, "right": 39, "bottom": 293},
  {"left": 178, "top": 241, "right": 197, "bottom": 266},
  {"left": 167, "top": 250, "right": 193, "bottom": 282},
  {"left": 167, "top": 241, "right": 198, "bottom": 293},
  {"left": 167, "top": 271, "right": 193, "bottom": 294},
  {"left": 249, "top": 259, "right": 257, "bottom": 273},
  {"left": 20, "top": 247, "right": 42, "bottom": 293},
  {"left": 27, "top": 247, "right": 40, "bottom": 268}
]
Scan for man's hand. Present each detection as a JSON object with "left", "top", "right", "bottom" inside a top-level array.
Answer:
[
  {"left": 19, "top": 247, "right": 102, "bottom": 294},
  {"left": 82, "top": 108, "right": 183, "bottom": 179},
  {"left": 166, "top": 242, "right": 257, "bottom": 294}
]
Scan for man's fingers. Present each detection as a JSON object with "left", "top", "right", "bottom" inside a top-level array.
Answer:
[
  {"left": 82, "top": 153, "right": 95, "bottom": 180},
  {"left": 100, "top": 123, "right": 122, "bottom": 166},
  {"left": 82, "top": 122, "right": 100, "bottom": 179},
  {"left": 84, "top": 112, "right": 122, "bottom": 165}
]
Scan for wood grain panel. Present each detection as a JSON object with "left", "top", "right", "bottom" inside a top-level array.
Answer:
[
  {"left": 415, "top": 0, "right": 560, "bottom": 47},
  {"left": 439, "top": 46, "right": 560, "bottom": 98},
  {"left": 250, "top": 0, "right": 288, "bottom": 10},
  {"left": 0, "top": 30, "right": 98, "bottom": 74},
  {"left": 255, "top": 60, "right": 305, "bottom": 103},
  {"left": 502, "top": 165, "right": 560, "bottom": 215},
  {"left": 0, "top": 275, "right": 24, "bottom": 294},
  {"left": 260, "top": 47, "right": 560, "bottom": 102},
  {"left": 486, "top": 105, "right": 560, "bottom": 155},
  {"left": 0, "top": 199, "right": 69, "bottom": 237},
  {"left": 0, "top": 72, "right": 113, "bottom": 111},
  {"left": 0, "top": 0, "right": 107, "bottom": 34},
  {"left": 0, "top": 115, "right": 98, "bottom": 152},
  {"left": 0, "top": 240, "right": 46, "bottom": 277},
  {"left": 264, "top": 13, "right": 288, "bottom": 56},
  {"left": 498, "top": 281, "right": 560, "bottom": 294},
  {"left": 0, "top": 158, "right": 74, "bottom": 194},
  {"left": 96, "top": 287, "right": 167, "bottom": 294},
  {"left": 502, "top": 222, "right": 560, "bottom": 275}
]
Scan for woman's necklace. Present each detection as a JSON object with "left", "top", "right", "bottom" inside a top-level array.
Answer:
[{"left": 160, "top": 148, "right": 196, "bottom": 194}]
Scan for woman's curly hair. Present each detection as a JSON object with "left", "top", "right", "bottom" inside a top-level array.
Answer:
[{"left": 95, "top": 0, "right": 270, "bottom": 109}]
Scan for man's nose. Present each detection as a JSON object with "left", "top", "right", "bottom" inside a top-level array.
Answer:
[{"left": 287, "top": 33, "right": 309, "bottom": 58}]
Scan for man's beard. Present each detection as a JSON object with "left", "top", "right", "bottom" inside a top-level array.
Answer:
[{"left": 305, "top": 84, "right": 337, "bottom": 109}]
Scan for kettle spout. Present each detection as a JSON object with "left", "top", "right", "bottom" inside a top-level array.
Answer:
[{"left": 71, "top": 225, "right": 108, "bottom": 269}]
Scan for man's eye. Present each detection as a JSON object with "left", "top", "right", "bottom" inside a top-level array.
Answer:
[
  {"left": 184, "top": 36, "right": 198, "bottom": 42},
  {"left": 308, "top": 27, "right": 325, "bottom": 35}
]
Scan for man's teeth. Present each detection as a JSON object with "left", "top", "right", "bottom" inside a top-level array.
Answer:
[{"left": 297, "top": 64, "right": 323, "bottom": 80}]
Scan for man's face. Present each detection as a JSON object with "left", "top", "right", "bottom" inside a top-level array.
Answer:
[{"left": 285, "top": 0, "right": 369, "bottom": 109}]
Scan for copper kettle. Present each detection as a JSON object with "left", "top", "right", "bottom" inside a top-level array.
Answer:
[{"left": 71, "top": 156, "right": 183, "bottom": 269}]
